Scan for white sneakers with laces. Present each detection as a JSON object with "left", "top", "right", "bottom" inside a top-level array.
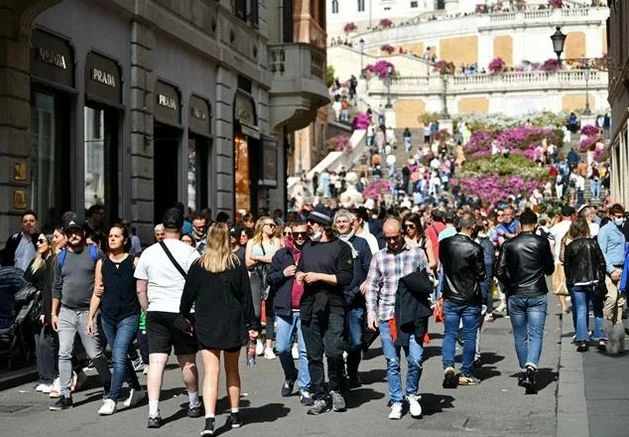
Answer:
[
  {"left": 98, "top": 399, "right": 117, "bottom": 415},
  {"left": 388, "top": 402, "right": 403, "bottom": 420},
  {"left": 406, "top": 395, "right": 422, "bottom": 418},
  {"left": 124, "top": 388, "right": 146, "bottom": 408}
]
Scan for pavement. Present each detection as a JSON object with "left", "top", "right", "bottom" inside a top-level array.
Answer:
[{"left": 0, "top": 299, "right": 627, "bottom": 437}]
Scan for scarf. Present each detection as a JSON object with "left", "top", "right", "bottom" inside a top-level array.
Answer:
[
  {"left": 338, "top": 231, "right": 358, "bottom": 258},
  {"left": 285, "top": 239, "right": 304, "bottom": 309}
]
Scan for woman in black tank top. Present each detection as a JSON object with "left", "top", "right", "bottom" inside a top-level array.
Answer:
[{"left": 87, "top": 224, "right": 143, "bottom": 415}]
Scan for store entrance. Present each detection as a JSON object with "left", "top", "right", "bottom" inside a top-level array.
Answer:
[{"left": 153, "top": 123, "right": 181, "bottom": 224}]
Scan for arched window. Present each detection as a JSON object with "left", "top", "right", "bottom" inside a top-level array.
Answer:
[
  {"left": 332, "top": 0, "right": 339, "bottom": 14},
  {"left": 357, "top": 0, "right": 365, "bottom": 12}
]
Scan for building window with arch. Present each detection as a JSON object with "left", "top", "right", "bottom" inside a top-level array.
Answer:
[
  {"left": 331, "top": 0, "right": 338, "bottom": 14},
  {"left": 358, "top": 0, "right": 365, "bottom": 12}
]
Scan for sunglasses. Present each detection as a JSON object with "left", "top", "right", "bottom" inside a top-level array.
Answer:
[
  {"left": 385, "top": 235, "right": 401, "bottom": 241},
  {"left": 293, "top": 232, "right": 308, "bottom": 239},
  {"left": 265, "top": 223, "right": 276, "bottom": 228},
  {"left": 37, "top": 238, "right": 47, "bottom": 244},
  {"left": 404, "top": 223, "right": 416, "bottom": 229},
  {"left": 283, "top": 231, "right": 292, "bottom": 236}
]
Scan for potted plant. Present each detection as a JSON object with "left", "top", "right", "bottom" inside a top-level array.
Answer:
[
  {"left": 380, "top": 44, "right": 395, "bottom": 54},
  {"left": 488, "top": 57, "right": 506, "bottom": 74},
  {"left": 379, "top": 18, "right": 393, "bottom": 28},
  {"left": 343, "top": 22, "right": 357, "bottom": 33},
  {"left": 433, "top": 60, "right": 455, "bottom": 75},
  {"left": 548, "top": 0, "right": 563, "bottom": 8}
]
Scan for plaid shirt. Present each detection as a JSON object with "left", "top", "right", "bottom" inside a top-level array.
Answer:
[{"left": 365, "top": 243, "right": 428, "bottom": 322}]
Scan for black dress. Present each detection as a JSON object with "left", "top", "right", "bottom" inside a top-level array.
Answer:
[{"left": 180, "top": 261, "right": 256, "bottom": 351}]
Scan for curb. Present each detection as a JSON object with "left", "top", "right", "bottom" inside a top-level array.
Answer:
[
  {"left": 0, "top": 366, "right": 38, "bottom": 391},
  {"left": 556, "top": 313, "right": 589, "bottom": 436}
]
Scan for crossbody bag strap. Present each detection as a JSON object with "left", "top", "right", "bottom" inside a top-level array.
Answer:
[{"left": 159, "top": 241, "right": 187, "bottom": 279}]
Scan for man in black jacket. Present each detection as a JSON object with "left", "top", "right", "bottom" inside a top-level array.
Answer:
[
  {"left": 0, "top": 210, "right": 39, "bottom": 270},
  {"left": 496, "top": 208, "right": 554, "bottom": 394},
  {"left": 267, "top": 222, "right": 313, "bottom": 406},
  {"left": 439, "top": 212, "right": 486, "bottom": 388},
  {"left": 297, "top": 211, "right": 353, "bottom": 415}
]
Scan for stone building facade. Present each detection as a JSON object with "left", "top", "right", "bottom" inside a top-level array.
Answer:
[{"left": 0, "top": 0, "right": 329, "bottom": 245}]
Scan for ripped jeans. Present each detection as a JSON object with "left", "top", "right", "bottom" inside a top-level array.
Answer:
[{"left": 379, "top": 320, "right": 424, "bottom": 404}]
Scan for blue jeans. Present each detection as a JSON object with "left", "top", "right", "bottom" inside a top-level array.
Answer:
[
  {"left": 379, "top": 320, "right": 424, "bottom": 404},
  {"left": 569, "top": 285, "right": 606, "bottom": 341},
  {"left": 275, "top": 312, "right": 310, "bottom": 391},
  {"left": 508, "top": 295, "right": 547, "bottom": 369},
  {"left": 346, "top": 306, "right": 364, "bottom": 377},
  {"left": 442, "top": 300, "right": 480, "bottom": 375},
  {"left": 101, "top": 314, "right": 141, "bottom": 402}
]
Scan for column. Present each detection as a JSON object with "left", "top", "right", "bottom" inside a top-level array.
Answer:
[{"left": 215, "top": 65, "right": 236, "bottom": 216}]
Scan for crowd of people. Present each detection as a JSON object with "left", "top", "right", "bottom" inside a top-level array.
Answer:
[{"left": 1, "top": 193, "right": 628, "bottom": 435}]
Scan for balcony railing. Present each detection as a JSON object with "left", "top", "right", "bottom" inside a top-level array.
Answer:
[{"left": 268, "top": 43, "right": 326, "bottom": 82}]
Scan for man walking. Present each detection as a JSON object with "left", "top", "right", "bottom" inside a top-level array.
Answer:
[
  {"left": 49, "top": 219, "right": 111, "bottom": 411},
  {"left": 135, "top": 208, "right": 201, "bottom": 428},
  {"left": 297, "top": 211, "right": 353, "bottom": 415},
  {"left": 495, "top": 208, "right": 555, "bottom": 394},
  {"left": 365, "top": 217, "right": 428, "bottom": 419},
  {"left": 439, "top": 213, "right": 486, "bottom": 387}
]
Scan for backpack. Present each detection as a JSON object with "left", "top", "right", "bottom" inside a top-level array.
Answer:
[{"left": 58, "top": 244, "right": 99, "bottom": 268}]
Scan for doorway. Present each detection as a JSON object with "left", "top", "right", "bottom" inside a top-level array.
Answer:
[{"left": 153, "top": 123, "right": 181, "bottom": 224}]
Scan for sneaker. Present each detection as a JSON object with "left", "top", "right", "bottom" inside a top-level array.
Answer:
[
  {"left": 458, "top": 374, "right": 481, "bottom": 386},
  {"left": 132, "top": 358, "right": 144, "bottom": 372},
  {"left": 147, "top": 415, "right": 163, "bottom": 429},
  {"left": 264, "top": 348, "right": 276, "bottom": 360},
  {"left": 406, "top": 395, "right": 422, "bottom": 418},
  {"left": 142, "top": 364, "right": 149, "bottom": 375},
  {"left": 473, "top": 358, "right": 482, "bottom": 368},
  {"left": 577, "top": 341, "right": 589, "bottom": 352},
  {"left": 98, "top": 399, "right": 117, "bottom": 415},
  {"left": 255, "top": 339, "right": 264, "bottom": 356},
  {"left": 330, "top": 390, "right": 346, "bottom": 412},
  {"left": 188, "top": 403, "right": 203, "bottom": 418},
  {"left": 442, "top": 367, "right": 457, "bottom": 389},
  {"left": 200, "top": 417, "right": 215, "bottom": 435},
  {"left": 123, "top": 388, "right": 145, "bottom": 408},
  {"left": 484, "top": 313, "right": 495, "bottom": 322},
  {"left": 522, "top": 366, "right": 537, "bottom": 395},
  {"left": 517, "top": 371, "right": 526, "bottom": 387},
  {"left": 72, "top": 370, "right": 87, "bottom": 392},
  {"left": 306, "top": 399, "right": 331, "bottom": 415},
  {"left": 36, "top": 383, "right": 52, "bottom": 393},
  {"left": 388, "top": 402, "right": 403, "bottom": 420},
  {"left": 299, "top": 389, "right": 314, "bottom": 406},
  {"left": 281, "top": 379, "right": 295, "bottom": 397},
  {"left": 49, "top": 396, "right": 73, "bottom": 411},
  {"left": 49, "top": 377, "right": 61, "bottom": 398},
  {"left": 229, "top": 412, "right": 242, "bottom": 428},
  {"left": 291, "top": 342, "right": 299, "bottom": 360},
  {"left": 347, "top": 375, "right": 362, "bottom": 389}
]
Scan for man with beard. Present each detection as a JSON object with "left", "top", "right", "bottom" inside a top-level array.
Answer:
[
  {"left": 267, "top": 222, "right": 313, "bottom": 406},
  {"left": 1, "top": 210, "right": 39, "bottom": 270},
  {"left": 297, "top": 211, "right": 353, "bottom": 415}
]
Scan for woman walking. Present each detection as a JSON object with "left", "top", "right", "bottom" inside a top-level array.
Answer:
[
  {"left": 403, "top": 213, "right": 437, "bottom": 271},
  {"left": 87, "top": 224, "right": 144, "bottom": 415},
  {"left": 180, "top": 223, "right": 258, "bottom": 436},
  {"left": 24, "top": 231, "right": 57, "bottom": 393},
  {"left": 245, "top": 216, "right": 281, "bottom": 358},
  {"left": 562, "top": 218, "right": 607, "bottom": 352}
]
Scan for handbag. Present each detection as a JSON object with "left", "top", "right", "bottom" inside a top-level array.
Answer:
[{"left": 255, "top": 243, "right": 272, "bottom": 300}]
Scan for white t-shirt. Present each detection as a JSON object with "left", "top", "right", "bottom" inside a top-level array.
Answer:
[
  {"left": 134, "top": 238, "right": 200, "bottom": 313},
  {"left": 550, "top": 220, "right": 572, "bottom": 262}
]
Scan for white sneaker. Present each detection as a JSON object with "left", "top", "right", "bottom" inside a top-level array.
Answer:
[
  {"left": 49, "top": 377, "right": 61, "bottom": 398},
  {"left": 123, "top": 388, "right": 145, "bottom": 408},
  {"left": 35, "top": 383, "right": 48, "bottom": 392},
  {"left": 291, "top": 342, "right": 299, "bottom": 360},
  {"left": 264, "top": 348, "right": 276, "bottom": 360},
  {"left": 39, "top": 384, "right": 53, "bottom": 394},
  {"left": 407, "top": 395, "right": 422, "bottom": 418},
  {"left": 142, "top": 365, "right": 149, "bottom": 375},
  {"left": 98, "top": 399, "right": 117, "bottom": 415},
  {"left": 388, "top": 402, "right": 403, "bottom": 420},
  {"left": 256, "top": 339, "right": 264, "bottom": 356}
]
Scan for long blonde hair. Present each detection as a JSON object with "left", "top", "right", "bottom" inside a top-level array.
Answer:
[
  {"left": 198, "top": 223, "right": 239, "bottom": 273},
  {"left": 252, "top": 216, "right": 274, "bottom": 245},
  {"left": 29, "top": 233, "right": 54, "bottom": 275}
]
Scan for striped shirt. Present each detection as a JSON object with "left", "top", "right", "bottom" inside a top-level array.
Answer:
[{"left": 365, "top": 243, "right": 428, "bottom": 322}]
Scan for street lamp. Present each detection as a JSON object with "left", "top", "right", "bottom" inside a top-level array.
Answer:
[
  {"left": 550, "top": 26, "right": 566, "bottom": 64},
  {"left": 441, "top": 74, "right": 450, "bottom": 119},
  {"left": 582, "top": 58, "right": 592, "bottom": 116},
  {"left": 385, "top": 64, "right": 393, "bottom": 108},
  {"left": 359, "top": 38, "right": 365, "bottom": 77}
]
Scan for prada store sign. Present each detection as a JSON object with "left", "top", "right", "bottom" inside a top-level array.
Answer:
[
  {"left": 85, "top": 52, "right": 121, "bottom": 106},
  {"left": 188, "top": 95, "right": 211, "bottom": 137},
  {"left": 234, "top": 92, "right": 259, "bottom": 139},
  {"left": 31, "top": 29, "right": 74, "bottom": 88},
  {"left": 154, "top": 81, "right": 180, "bottom": 126}
]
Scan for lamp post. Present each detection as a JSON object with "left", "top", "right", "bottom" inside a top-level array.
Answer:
[
  {"left": 359, "top": 38, "right": 365, "bottom": 78},
  {"left": 441, "top": 73, "right": 450, "bottom": 119},
  {"left": 582, "top": 58, "right": 592, "bottom": 116},
  {"left": 385, "top": 64, "right": 393, "bottom": 108},
  {"left": 550, "top": 26, "right": 566, "bottom": 64}
]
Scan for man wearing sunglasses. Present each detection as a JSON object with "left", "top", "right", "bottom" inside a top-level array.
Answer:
[{"left": 267, "top": 223, "right": 313, "bottom": 407}]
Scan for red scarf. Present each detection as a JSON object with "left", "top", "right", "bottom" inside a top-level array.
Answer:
[{"left": 285, "top": 239, "right": 304, "bottom": 310}]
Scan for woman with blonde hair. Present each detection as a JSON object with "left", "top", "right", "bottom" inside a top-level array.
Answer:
[
  {"left": 180, "top": 223, "right": 258, "bottom": 436},
  {"left": 245, "top": 216, "right": 281, "bottom": 358}
]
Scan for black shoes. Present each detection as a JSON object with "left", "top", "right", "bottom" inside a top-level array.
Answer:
[
  {"left": 577, "top": 341, "right": 589, "bottom": 352},
  {"left": 442, "top": 367, "right": 457, "bottom": 389},
  {"left": 49, "top": 396, "right": 73, "bottom": 411},
  {"left": 200, "top": 417, "right": 215, "bottom": 435},
  {"left": 147, "top": 416, "right": 163, "bottom": 428},
  {"left": 188, "top": 403, "right": 204, "bottom": 418},
  {"left": 229, "top": 412, "right": 242, "bottom": 428},
  {"left": 347, "top": 375, "right": 362, "bottom": 389},
  {"left": 281, "top": 379, "right": 295, "bottom": 397},
  {"left": 520, "top": 366, "right": 537, "bottom": 394}
]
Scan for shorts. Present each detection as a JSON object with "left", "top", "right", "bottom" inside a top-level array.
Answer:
[{"left": 146, "top": 311, "right": 198, "bottom": 356}]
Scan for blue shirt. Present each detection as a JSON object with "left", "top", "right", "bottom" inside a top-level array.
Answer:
[
  {"left": 438, "top": 226, "right": 457, "bottom": 242},
  {"left": 598, "top": 222, "right": 626, "bottom": 273}
]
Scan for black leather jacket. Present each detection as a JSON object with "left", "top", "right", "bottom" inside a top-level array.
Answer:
[
  {"left": 439, "top": 234, "right": 486, "bottom": 305},
  {"left": 495, "top": 232, "right": 555, "bottom": 296},
  {"left": 563, "top": 237, "right": 607, "bottom": 288}
]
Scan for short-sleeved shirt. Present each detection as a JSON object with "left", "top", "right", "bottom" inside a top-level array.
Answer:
[{"left": 134, "top": 239, "right": 200, "bottom": 313}]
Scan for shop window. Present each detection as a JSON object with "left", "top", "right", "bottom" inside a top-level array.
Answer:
[
  {"left": 187, "top": 136, "right": 209, "bottom": 214},
  {"left": 332, "top": 0, "right": 339, "bottom": 14},
  {"left": 84, "top": 107, "right": 106, "bottom": 207},
  {"left": 410, "top": 1, "right": 418, "bottom": 7}
]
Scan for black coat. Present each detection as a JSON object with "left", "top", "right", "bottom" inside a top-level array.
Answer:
[
  {"left": 0, "top": 232, "right": 37, "bottom": 267},
  {"left": 394, "top": 269, "right": 433, "bottom": 346},
  {"left": 564, "top": 237, "right": 606, "bottom": 289},
  {"left": 439, "top": 234, "right": 486, "bottom": 305},
  {"left": 267, "top": 246, "right": 299, "bottom": 317}
]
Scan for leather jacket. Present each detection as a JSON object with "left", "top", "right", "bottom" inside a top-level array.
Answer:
[
  {"left": 439, "top": 233, "right": 486, "bottom": 305},
  {"left": 563, "top": 237, "right": 607, "bottom": 288},
  {"left": 495, "top": 232, "right": 555, "bottom": 296}
]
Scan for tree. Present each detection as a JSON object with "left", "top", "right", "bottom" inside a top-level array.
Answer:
[{"left": 326, "top": 65, "right": 335, "bottom": 88}]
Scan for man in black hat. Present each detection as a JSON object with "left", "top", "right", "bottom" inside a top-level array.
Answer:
[{"left": 296, "top": 211, "right": 354, "bottom": 415}]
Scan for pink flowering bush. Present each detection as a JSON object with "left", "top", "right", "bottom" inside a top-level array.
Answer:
[
  {"left": 352, "top": 113, "right": 371, "bottom": 130},
  {"left": 343, "top": 22, "right": 357, "bottom": 33},
  {"left": 464, "top": 126, "right": 563, "bottom": 160},
  {"left": 581, "top": 125, "right": 599, "bottom": 136},
  {"left": 379, "top": 18, "right": 393, "bottom": 28},
  {"left": 549, "top": 0, "right": 563, "bottom": 8},
  {"left": 488, "top": 57, "right": 506, "bottom": 74},
  {"left": 365, "top": 60, "right": 395, "bottom": 79},
  {"left": 541, "top": 58, "right": 561, "bottom": 72},
  {"left": 594, "top": 148, "right": 609, "bottom": 163},
  {"left": 380, "top": 44, "right": 395, "bottom": 54},
  {"left": 452, "top": 174, "right": 545, "bottom": 204},
  {"left": 434, "top": 60, "right": 455, "bottom": 75},
  {"left": 327, "top": 135, "right": 350, "bottom": 152},
  {"left": 362, "top": 179, "right": 392, "bottom": 200}
]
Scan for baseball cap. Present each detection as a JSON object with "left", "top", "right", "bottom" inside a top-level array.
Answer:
[
  {"left": 63, "top": 218, "right": 85, "bottom": 233},
  {"left": 307, "top": 211, "right": 332, "bottom": 226}
]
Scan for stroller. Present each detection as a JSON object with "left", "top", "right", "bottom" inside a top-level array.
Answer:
[{"left": 0, "top": 283, "right": 40, "bottom": 369}]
